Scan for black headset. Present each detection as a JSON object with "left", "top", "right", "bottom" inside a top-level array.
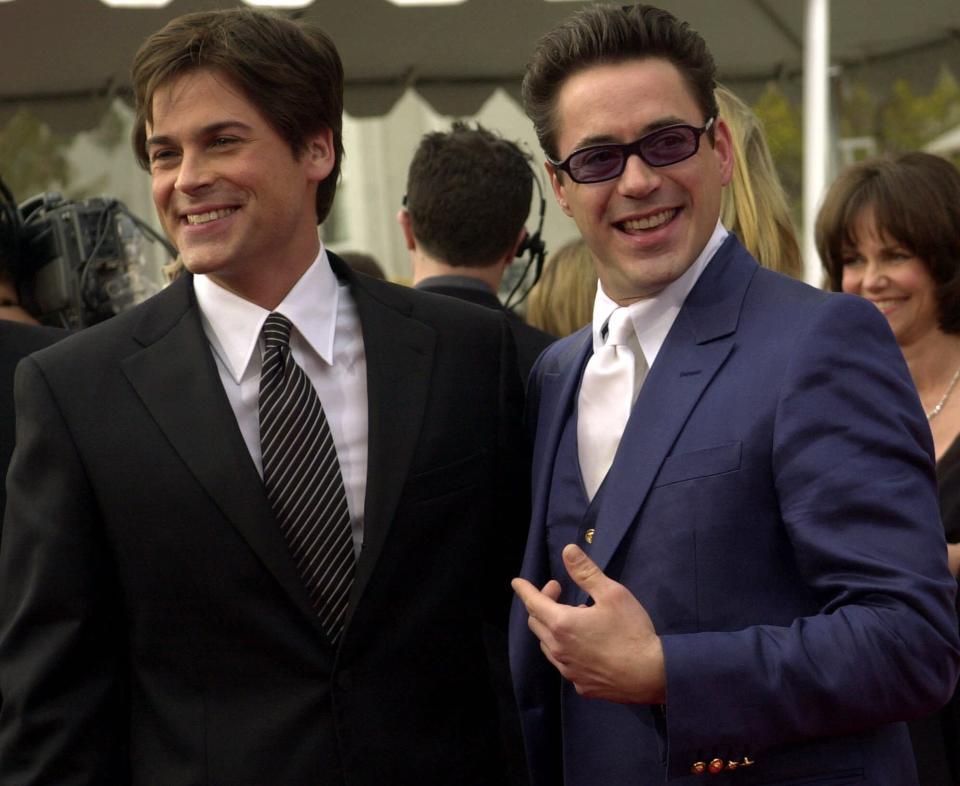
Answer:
[{"left": 504, "top": 158, "right": 547, "bottom": 310}]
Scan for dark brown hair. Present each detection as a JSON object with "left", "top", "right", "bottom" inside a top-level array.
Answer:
[
  {"left": 130, "top": 8, "right": 344, "bottom": 224},
  {"left": 404, "top": 121, "right": 533, "bottom": 268},
  {"left": 816, "top": 152, "right": 960, "bottom": 334},
  {"left": 522, "top": 3, "right": 719, "bottom": 162}
]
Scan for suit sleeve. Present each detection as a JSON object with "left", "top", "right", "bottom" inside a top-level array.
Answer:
[
  {"left": 659, "top": 294, "right": 960, "bottom": 777},
  {"left": 0, "top": 356, "right": 129, "bottom": 784}
]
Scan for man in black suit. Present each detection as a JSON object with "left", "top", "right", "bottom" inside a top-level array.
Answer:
[
  {"left": 0, "top": 9, "right": 527, "bottom": 786},
  {"left": 399, "top": 122, "right": 555, "bottom": 383}
]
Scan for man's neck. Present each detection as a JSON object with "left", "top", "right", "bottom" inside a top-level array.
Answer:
[{"left": 410, "top": 252, "right": 502, "bottom": 293}]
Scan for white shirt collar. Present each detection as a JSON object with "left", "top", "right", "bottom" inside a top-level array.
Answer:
[
  {"left": 194, "top": 243, "right": 340, "bottom": 384},
  {"left": 590, "top": 219, "right": 729, "bottom": 367}
]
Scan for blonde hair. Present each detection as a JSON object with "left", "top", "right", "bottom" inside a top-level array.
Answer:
[
  {"left": 526, "top": 239, "right": 597, "bottom": 337},
  {"left": 717, "top": 84, "right": 803, "bottom": 279}
]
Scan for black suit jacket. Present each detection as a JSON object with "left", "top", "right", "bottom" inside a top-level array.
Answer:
[
  {"left": 0, "top": 321, "right": 65, "bottom": 516},
  {"left": 416, "top": 282, "right": 555, "bottom": 386},
  {"left": 0, "top": 257, "right": 528, "bottom": 786}
]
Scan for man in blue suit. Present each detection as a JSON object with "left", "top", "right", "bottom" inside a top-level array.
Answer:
[{"left": 510, "top": 5, "right": 960, "bottom": 784}]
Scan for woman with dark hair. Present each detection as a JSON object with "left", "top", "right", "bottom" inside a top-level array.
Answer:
[{"left": 817, "top": 150, "right": 960, "bottom": 785}]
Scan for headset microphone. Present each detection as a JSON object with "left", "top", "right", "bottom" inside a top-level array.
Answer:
[{"left": 505, "top": 163, "right": 547, "bottom": 310}]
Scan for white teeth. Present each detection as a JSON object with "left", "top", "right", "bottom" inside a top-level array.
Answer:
[
  {"left": 186, "top": 208, "right": 236, "bottom": 225},
  {"left": 872, "top": 300, "right": 900, "bottom": 310},
  {"left": 621, "top": 209, "right": 676, "bottom": 231}
]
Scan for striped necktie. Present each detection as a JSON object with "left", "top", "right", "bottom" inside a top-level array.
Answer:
[{"left": 259, "top": 312, "right": 355, "bottom": 641}]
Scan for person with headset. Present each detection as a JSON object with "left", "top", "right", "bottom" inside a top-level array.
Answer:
[
  {"left": 399, "top": 121, "right": 555, "bottom": 386},
  {"left": 398, "top": 121, "right": 552, "bottom": 784}
]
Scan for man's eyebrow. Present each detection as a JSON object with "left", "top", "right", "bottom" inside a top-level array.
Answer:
[
  {"left": 145, "top": 120, "right": 254, "bottom": 148},
  {"left": 567, "top": 116, "right": 692, "bottom": 153}
]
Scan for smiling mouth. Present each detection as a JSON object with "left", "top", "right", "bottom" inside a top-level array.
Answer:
[
  {"left": 870, "top": 299, "right": 903, "bottom": 311},
  {"left": 184, "top": 208, "right": 237, "bottom": 225},
  {"left": 618, "top": 208, "right": 677, "bottom": 232}
]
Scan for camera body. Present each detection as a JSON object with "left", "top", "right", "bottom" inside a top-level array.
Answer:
[{"left": 17, "top": 192, "right": 172, "bottom": 329}]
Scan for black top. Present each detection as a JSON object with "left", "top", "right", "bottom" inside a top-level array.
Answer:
[
  {"left": 909, "top": 438, "right": 960, "bottom": 784},
  {"left": 416, "top": 279, "right": 555, "bottom": 387},
  {"left": 937, "top": 436, "right": 960, "bottom": 542}
]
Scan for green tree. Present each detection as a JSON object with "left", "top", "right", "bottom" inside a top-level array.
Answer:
[
  {"left": 879, "top": 68, "right": 960, "bottom": 153},
  {"left": 752, "top": 82, "right": 803, "bottom": 206}
]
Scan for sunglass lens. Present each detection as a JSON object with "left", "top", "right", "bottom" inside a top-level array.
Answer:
[
  {"left": 569, "top": 146, "right": 625, "bottom": 183},
  {"left": 641, "top": 127, "right": 697, "bottom": 166}
]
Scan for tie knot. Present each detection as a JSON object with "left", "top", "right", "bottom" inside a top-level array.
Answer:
[
  {"left": 605, "top": 308, "right": 634, "bottom": 347},
  {"left": 263, "top": 312, "right": 293, "bottom": 350}
]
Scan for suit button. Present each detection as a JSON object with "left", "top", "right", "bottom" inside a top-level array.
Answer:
[
  {"left": 336, "top": 670, "right": 352, "bottom": 690},
  {"left": 708, "top": 758, "right": 724, "bottom": 774},
  {"left": 690, "top": 761, "right": 706, "bottom": 775},
  {"left": 584, "top": 528, "right": 595, "bottom": 544}
]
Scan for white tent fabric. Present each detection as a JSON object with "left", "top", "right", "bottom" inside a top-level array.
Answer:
[
  {"left": 927, "top": 124, "right": 960, "bottom": 156},
  {"left": 2, "top": 0, "right": 959, "bottom": 130}
]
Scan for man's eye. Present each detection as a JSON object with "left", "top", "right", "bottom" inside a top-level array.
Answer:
[
  {"left": 579, "top": 148, "right": 618, "bottom": 166},
  {"left": 648, "top": 132, "right": 686, "bottom": 151},
  {"left": 211, "top": 137, "right": 237, "bottom": 148}
]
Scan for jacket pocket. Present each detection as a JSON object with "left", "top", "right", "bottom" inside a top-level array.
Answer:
[
  {"left": 654, "top": 441, "right": 741, "bottom": 487},
  {"left": 402, "top": 449, "right": 487, "bottom": 504}
]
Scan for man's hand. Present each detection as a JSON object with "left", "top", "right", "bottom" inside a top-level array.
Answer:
[{"left": 511, "top": 543, "right": 666, "bottom": 704}]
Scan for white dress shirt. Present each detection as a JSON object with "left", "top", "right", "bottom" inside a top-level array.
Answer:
[
  {"left": 194, "top": 246, "right": 369, "bottom": 555},
  {"left": 589, "top": 220, "right": 729, "bottom": 368}
]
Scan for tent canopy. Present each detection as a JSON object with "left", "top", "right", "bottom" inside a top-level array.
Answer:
[{"left": 2, "top": 0, "right": 960, "bottom": 130}]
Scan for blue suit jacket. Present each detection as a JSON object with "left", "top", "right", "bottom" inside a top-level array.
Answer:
[{"left": 510, "top": 236, "right": 960, "bottom": 785}]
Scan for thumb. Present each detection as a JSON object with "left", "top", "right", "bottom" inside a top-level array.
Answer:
[{"left": 561, "top": 544, "right": 610, "bottom": 601}]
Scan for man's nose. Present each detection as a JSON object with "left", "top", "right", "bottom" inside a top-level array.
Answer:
[
  {"left": 616, "top": 153, "right": 660, "bottom": 199},
  {"left": 175, "top": 150, "right": 214, "bottom": 194}
]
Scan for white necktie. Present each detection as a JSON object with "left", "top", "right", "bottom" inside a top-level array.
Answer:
[{"left": 577, "top": 308, "right": 647, "bottom": 501}]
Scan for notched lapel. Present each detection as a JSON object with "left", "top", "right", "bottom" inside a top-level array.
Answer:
[
  {"left": 121, "top": 283, "right": 325, "bottom": 627},
  {"left": 530, "top": 337, "right": 591, "bottom": 517},
  {"left": 575, "top": 240, "right": 756, "bottom": 596},
  {"left": 350, "top": 281, "right": 436, "bottom": 609},
  {"left": 582, "top": 331, "right": 734, "bottom": 591}
]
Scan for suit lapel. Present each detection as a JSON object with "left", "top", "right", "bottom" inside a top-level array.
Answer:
[
  {"left": 120, "top": 276, "right": 325, "bottom": 625},
  {"left": 576, "top": 239, "right": 758, "bottom": 594},
  {"left": 522, "top": 331, "right": 592, "bottom": 582},
  {"left": 339, "top": 262, "right": 436, "bottom": 608}
]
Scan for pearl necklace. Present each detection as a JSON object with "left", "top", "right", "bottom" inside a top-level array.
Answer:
[{"left": 927, "top": 364, "right": 960, "bottom": 421}]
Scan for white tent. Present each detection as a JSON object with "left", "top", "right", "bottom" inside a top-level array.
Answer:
[
  {"left": 2, "top": 0, "right": 959, "bottom": 278},
  {"left": 3, "top": 0, "right": 959, "bottom": 128},
  {"left": 926, "top": 124, "right": 960, "bottom": 156}
]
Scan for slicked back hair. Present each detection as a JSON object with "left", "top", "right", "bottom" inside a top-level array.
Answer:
[
  {"left": 523, "top": 3, "right": 719, "bottom": 162},
  {"left": 131, "top": 8, "right": 344, "bottom": 225},
  {"left": 404, "top": 121, "right": 533, "bottom": 268}
]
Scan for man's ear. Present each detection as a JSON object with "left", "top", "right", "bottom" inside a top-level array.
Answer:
[
  {"left": 397, "top": 208, "right": 416, "bottom": 251},
  {"left": 712, "top": 118, "right": 734, "bottom": 188},
  {"left": 546, "top": 161, "right": 572, "bottom": 217},
  {"left": 501, "top": 227, "right": 529, "bottom": 267},
  {"left": 304, "top": 127, "right": 336, "bottom": 182}
]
